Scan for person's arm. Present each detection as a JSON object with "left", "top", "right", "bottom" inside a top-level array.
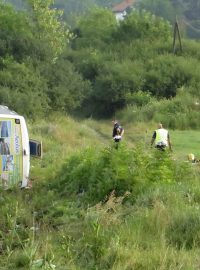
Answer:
[
  {"left": 121, "top": 128, "right": 124, "bottom": 137},
  {"left": 167, "top": 133, "right": 172, "bottom": 151},
  {"left": 112, "top": 128, "right": 115, "bottom": 138},
  {"left": 151, "top": 131, "right": 156, "bottom": 147}
]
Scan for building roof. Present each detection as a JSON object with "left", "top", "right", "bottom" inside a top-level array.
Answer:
[
  {"left": 0, "top": 105, "right": 18, "bottom": 116},
  {"left": 112, "top": 0, "right": 135, "bottom": 13}
]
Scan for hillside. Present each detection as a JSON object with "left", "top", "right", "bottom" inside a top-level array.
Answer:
[
  {"left": 1, "top": 1, "right": 200, "bottom": 269},
  {"left": 5, "top": 0, "right": 200, "bottom": 39},
  {"left": 5, "top": 0, "right": 121, "bottom": 12},
  {"left": 1, "top": 1, "right": 200, "bottom": 119},
  {"left": 136, "top": 0, "right": 200, "bottom": 39}
]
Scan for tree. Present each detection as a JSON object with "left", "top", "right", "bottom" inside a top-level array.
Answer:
[
  {"left": 44, "top": 56, "right": 91, "bottom": 112},
  {"left": 0, "top": 3, "right": 34, "bottom": 59},
  {"left": 116, "top": 10, "right": 171, "bottom": 43},
  {"left": 27, "top": 0, "right": 72, "bottom": 61},
  {"left": 136, "top": 0, "right": 180, "bottom": 23},
  {"left": 0, "top": 58, "right": 49, "bottom": 117},
  {"left": 90, "top": 60, "right": 145, "bottom": 117},
  {"left": 74, "top": 7, "right": 117, "bottom": 49}
]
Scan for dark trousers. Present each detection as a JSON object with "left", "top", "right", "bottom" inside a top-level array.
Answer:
[{"left": 155, "top": 145, "right": 166, "bottom": 151}]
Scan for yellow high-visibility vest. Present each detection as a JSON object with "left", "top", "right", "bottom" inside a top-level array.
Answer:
[{"left": 155, "top": 128, "right": 168, "bottom": 146}]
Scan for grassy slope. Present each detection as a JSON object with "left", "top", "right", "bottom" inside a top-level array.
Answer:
[
  {"left": 31, "top": 116, "right": 200, "bottom": 269},
  {"left": 1, "top": 114, "right": 200, "bottom": 269}
]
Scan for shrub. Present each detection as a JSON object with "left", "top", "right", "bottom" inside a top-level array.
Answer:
[
  {"left": 116, "top": 10, "right": 171, "bottom": 42},
  {"left": 11, "top": 252, "right": 30, "bottom": 268},
  {"left": 49, "top": 144, "right": 192, "bottom": 205},
  {"left": 0, "top": 59, "right": 49, "bottom": 118},
  {"left": 118, "top": 88, "right": 200, "bottom": 129}
]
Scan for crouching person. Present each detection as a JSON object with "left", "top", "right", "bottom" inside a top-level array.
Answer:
[
  {"left": 151, "top": 123, "right": 172, "bottom": 151},
  {"left": 112, "top": 120, "right": 124, "bottom": 148}
]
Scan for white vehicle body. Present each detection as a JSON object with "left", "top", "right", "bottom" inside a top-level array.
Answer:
[{"left": 0, "top": 106, "right": 30, "bottom": 188}]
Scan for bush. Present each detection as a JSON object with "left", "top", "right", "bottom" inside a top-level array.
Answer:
[
  {"left": 11, "top": 252, "right": 30, "bottom": 268},
  {"left": 116, "top": 10, "right": 171, "bottom": 42},
  {"left": 118, "top": 87, "right": 200, "bottom": 129},
  {"left": 125, "top": 91, "right": 154, "bottom": 107},
  {"left": 49, "top": 144, "right": 192, "bottom": 205},
  {"left": 0, "top": 59, "right": 49, "bottom": 118}
]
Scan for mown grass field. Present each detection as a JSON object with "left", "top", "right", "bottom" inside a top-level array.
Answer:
[{"left": 171, "top": 130, "right": 200, "bottom": 160}]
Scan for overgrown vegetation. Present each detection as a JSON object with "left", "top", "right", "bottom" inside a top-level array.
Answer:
[
  {"left": 1, "top": 1, "right": 200, "bottom": 269},
  {"left": 117, "top": 87, "right": 200, "bottom": 130},
  {"left": 1, "top": 1, "right": 200, "bottom": 121},
  {"left": 7, "top": 0, "right": 200, "bottom": 40},
  {"left": 0, "top": 115, "right": 199, "bottom": 269}
]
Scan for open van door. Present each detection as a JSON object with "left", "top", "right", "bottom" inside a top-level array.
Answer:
[{"left": 29, "top": 139, "right": 42, "bottom": 158}]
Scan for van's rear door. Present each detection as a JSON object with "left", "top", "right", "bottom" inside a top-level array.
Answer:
[{"left": 0, "top": 118, "right": 23, "bottom": 188}]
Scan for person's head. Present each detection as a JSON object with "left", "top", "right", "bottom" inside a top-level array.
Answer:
[
  {"left": 158, "top": 123, "right": 163, "bottom": 129},
  {"left": 0, "top": 138, "right": 4, "bottom": 143},
  {"left": 112, "top": 120, "right": 119, "bottom": 128},
  {"left": 112, "top": 120, "right": 118, "bottom": 124}
]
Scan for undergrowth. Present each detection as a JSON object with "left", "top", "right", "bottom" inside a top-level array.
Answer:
[
  {"left": 0, "top": 116, "right": 200, "bottom": 269},
  {"left": 49, "top": 143, "right": 191, "bottom": 205}
]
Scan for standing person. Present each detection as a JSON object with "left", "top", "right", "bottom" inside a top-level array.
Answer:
[
  {"left": 151, "top": 123, "right": 172, "bottom": 151},
  {"left": 112, "top": 120, "right": 124, "bottom": 143}
]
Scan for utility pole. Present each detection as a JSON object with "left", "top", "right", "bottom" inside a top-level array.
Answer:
[{"left": 172, "top": 17, "right": 183, "bottom": 54}]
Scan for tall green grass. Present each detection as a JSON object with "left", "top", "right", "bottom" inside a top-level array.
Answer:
[
  {"left": 0, "top": 114, "right": 200, "bottom": 269},
  {"left": 118, "top": 88, "right": 200, "bottom": 130},
  {"left": 49, "top": 143, "right": 191, "bottom": 204}
]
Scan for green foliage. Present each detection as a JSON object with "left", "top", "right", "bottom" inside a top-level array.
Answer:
[
  {"left": 136, "top": 0, "right": 178, "bottom": 23},
  {"left": 92, "top": 60, "right": 145, "bottom": 116},
  {"left": 1, "top": 0, "right": 200, "bottom": 124},
  {"left": 137, "top": 0, "right": 200, "bottom": 39},
  {"left": 67, "top": 48, "right": 104, "bottom": 82},
  {"left": 68, "top": 7, "right": 200, "bottom": 117},
  {"left": 27, "top": 0, "right": 71, "bottom": 61},
  {"left": 0, "top": 1, "right": 92, "bottom": 117},
  {"left": 144, "top": 55, "right": 194, "bottom": 97},
  {"left": 75, "top": 7, "right": 117, "bottom": 49},
  {"left": 43, "top": 57, "right": 91, "bottom": 112},
  {"left": 0, "top": 58, "right": 49, "bottom": 117},
  {"left": 49, "top": 143, "right": 191, "bottom": 204},
  {"left": 0, "top": 3, "right": 34, "bottom": 60},
  {"left": 167, "top": 208, "right": 200, "bottom": 249},
  {"left": 0, "top": 116, "right": 200, "bottom": 269},
  {"left": 126, "top": 90, "right": 154, "bottom": 107},
  {"left": 116, "top": 10, "right": 171, "bottom": 42},
  {"left": 11, "top": 252, "right": 30, "bottom": 268},
  {"left": 118, "top": 87, "right": 200, "bottom": 130}
]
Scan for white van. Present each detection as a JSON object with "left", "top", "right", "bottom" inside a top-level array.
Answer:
[{"left": 0, "top": 105, "right": 41, "bottom": 189}]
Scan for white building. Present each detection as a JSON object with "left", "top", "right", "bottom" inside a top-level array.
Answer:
[{"left": 112, "top": 0, "right": 135, "bottom": 21}]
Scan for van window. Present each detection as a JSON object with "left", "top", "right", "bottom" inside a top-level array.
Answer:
[{"left": 29, "top": 139, "right": 42, "bottom": 158}]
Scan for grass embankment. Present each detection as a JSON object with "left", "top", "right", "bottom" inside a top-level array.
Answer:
[{"left": 1, "top": 114, "right": 200, "bottom": 269}]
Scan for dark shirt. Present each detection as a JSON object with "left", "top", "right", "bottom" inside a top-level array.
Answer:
[{"left": 112, "top": 123, "right": 123, "bottom": 137}]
